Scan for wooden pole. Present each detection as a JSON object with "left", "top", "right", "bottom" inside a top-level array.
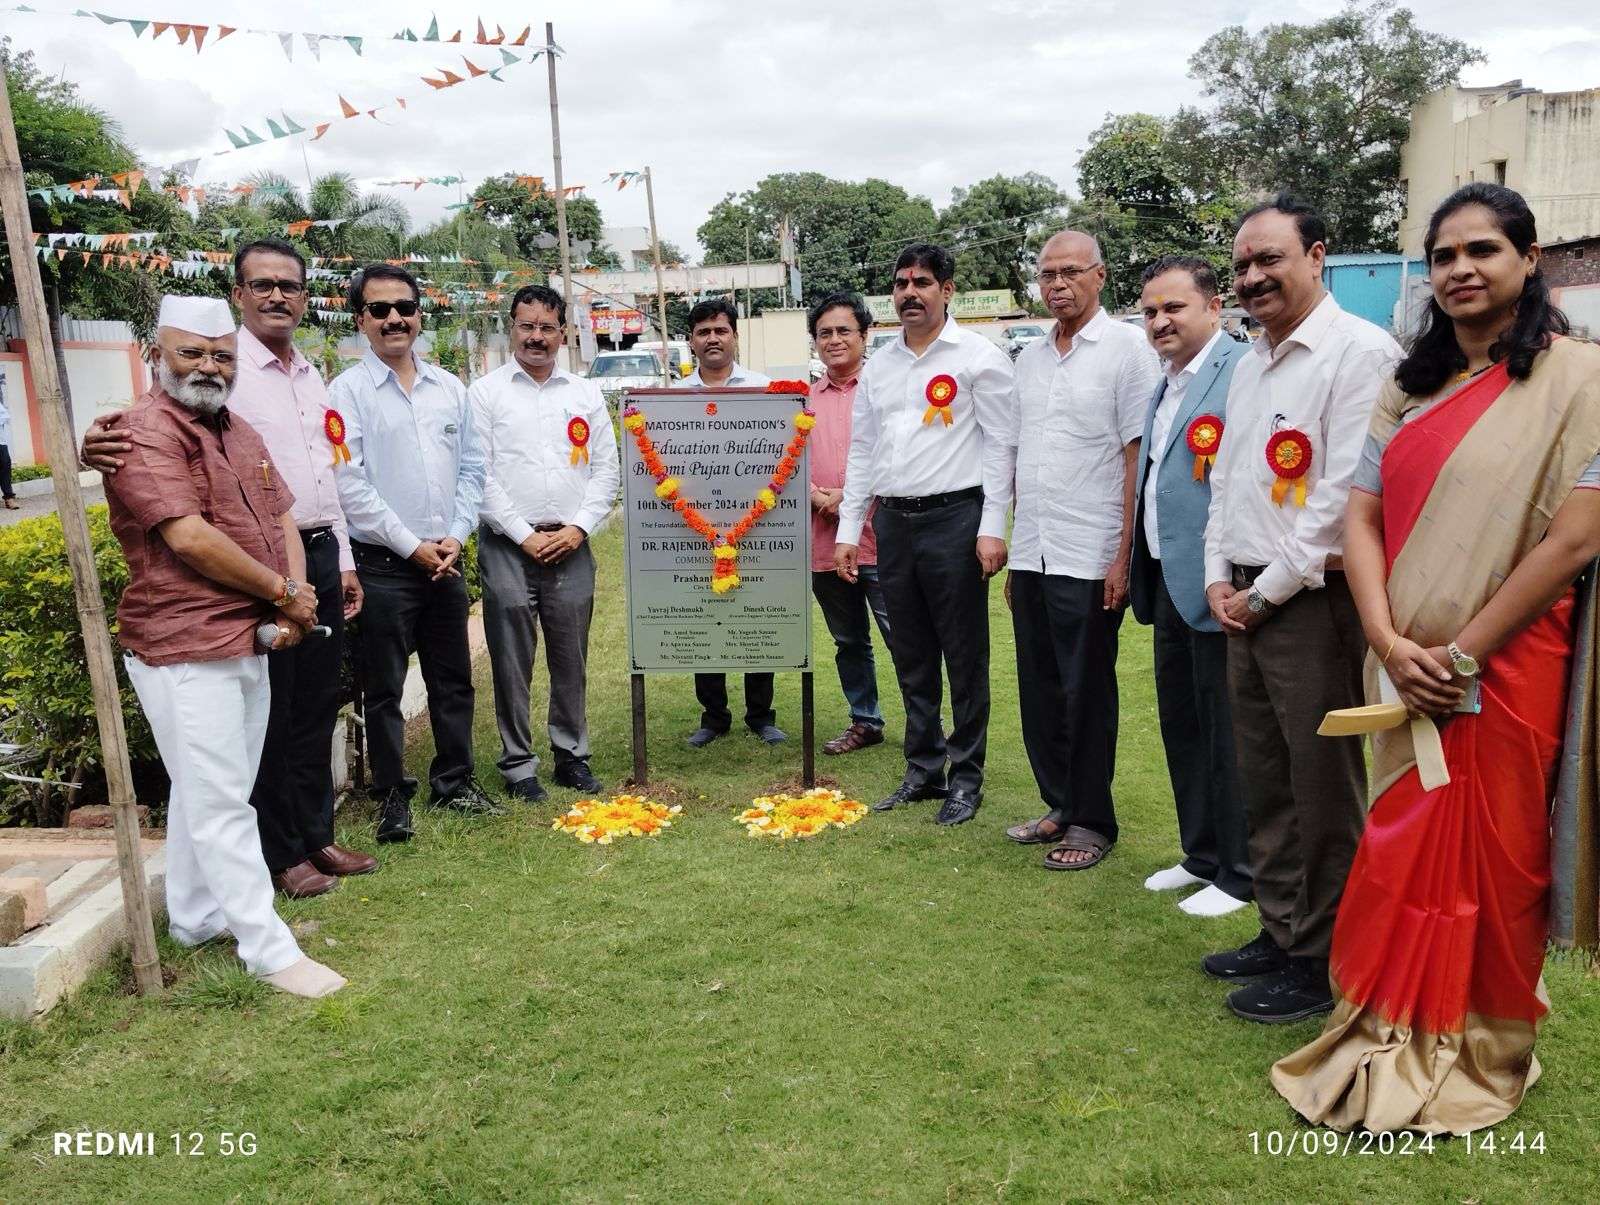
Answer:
[
  {"left": 801, "top": 671, "right": 815, "bottom": 789},
  {"left": 545, "top": 22, "right": 580, "bottom": 374},
  {"left": 0, "top": 65, "right": 163, "bottom": 995},
  {"left": 643, "top": 166, "right": 673, "bottom": 387},
  {"left": 630, "top": 673, "right": 648, "bottom": 786}
]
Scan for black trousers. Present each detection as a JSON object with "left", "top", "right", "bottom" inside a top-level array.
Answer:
[
  {"left": 872, "top": 495, "right": 989, "bottom": 796},
  {"left": 1152, "top": 572, "right": 1252, "bottom": 900},
  {"left": 353, "top": 540, "right": 476, "bottom": 800},
  {"left": 0, "top": 443, "right": 13, "bottom": 499},
  {"left": 249, "top": 529, "right": 344, "bottom": 872},
  {"left": 1011, "top": 570, "right": 1122, "bottom": 841},
  {"left": 694, "top": 673, "right": 775, "bottom": 733}
]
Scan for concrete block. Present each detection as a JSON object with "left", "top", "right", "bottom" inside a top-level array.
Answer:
[
  {"left": 0, "top": 893, "right": 23, "bottom": 945},
  {"left": 0, "top": 877, "right": 47, "bottom": 928},
  {"left": 44, "top": 859, "right": 112, "bottom": 911},
  {"left": 0, "top": 944, "right": 64, "bottom": 1021},
  {"left": 66, "top": 804, "right": 151, "bottom": 829}
]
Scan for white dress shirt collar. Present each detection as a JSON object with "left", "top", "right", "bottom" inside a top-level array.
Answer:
[
  {"left": 361, "top": 348, "right": 448, "bottom": 391},
  {"left": 1047, "top": 306, "right": 1111, "bottom": 357},
  {"left": 1253, "top": 291, "right": 1341, "bottom": 363},
  {"left": 1167, "top": 329, "right": 1225, "bottom": 385},
  {"left": 888, "top": 313, "right": 964, "bottom": 359}
]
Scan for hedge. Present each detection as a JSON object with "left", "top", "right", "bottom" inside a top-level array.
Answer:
[
  {"left": 12, "top": 464, "right": 52, "bottom": 483},
  {"left": 1, "top": 511, "right": 481, "bottom": 824}
]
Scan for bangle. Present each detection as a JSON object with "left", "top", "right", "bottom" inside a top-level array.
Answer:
[{"left": 1380, "top": 633, "right": 1398, "bottom": 662}]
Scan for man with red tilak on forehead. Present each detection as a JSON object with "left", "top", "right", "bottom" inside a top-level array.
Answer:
[{"left": 1199, "top": 193, "right": 1400, "bottom": 1024}]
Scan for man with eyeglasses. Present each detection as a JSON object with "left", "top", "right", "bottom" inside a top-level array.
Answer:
[
  {"left": 82, "top": 239, "right": 378, "bottom": 900},
  {"left": 470, "top": 285, "right": 618, "bottom": 801},
  {"left": 995, "top": 230, "right": 1159, "bottom": 872},
  {"left": 330, "top": 264, "right": 492, "bottom": 843}
]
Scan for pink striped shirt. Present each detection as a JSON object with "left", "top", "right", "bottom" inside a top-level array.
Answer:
[{"left": 808, "top": 372, "right": 877, "bottom": 570}]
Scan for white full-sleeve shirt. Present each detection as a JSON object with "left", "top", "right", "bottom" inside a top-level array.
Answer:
[
  {"left": 469, "top": 362, "right": 620, "bottom": 545},
  {"left": 1202, "top": 294, "right": 1400, "bottom": 605},
  {"left": 837, "top": 315, "right": 1016, "bottom": 546},
  {"left": 1002, "top": 308, "right": 1160, "bottom": 577}
]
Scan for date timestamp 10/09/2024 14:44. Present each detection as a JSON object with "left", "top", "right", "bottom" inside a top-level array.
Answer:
[{"left": 1248, "top": 1130, "right": 1547, "bottom": 1157}]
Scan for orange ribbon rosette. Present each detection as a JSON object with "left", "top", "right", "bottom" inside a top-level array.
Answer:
[
  {"left": 324, "top": 408, "right": 351, "bottom": 466},
  {"left": 923, "top": 374, "right": 957, "bottom": 426},
  {"left": 1265, "top": 428, "right": 1313, "bottom": 507},
  {"left": 1185, "top": 413, "right": 1224, "bottom": 480},
  {"left": 567, "top": 415, "right": 591, "bottom": 465}
]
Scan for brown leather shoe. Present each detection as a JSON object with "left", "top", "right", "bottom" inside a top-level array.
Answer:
[
  {"left": 272, "top": 861, "right": 339, "bottom": 898},
  {"left": 823, "top": 722, "right": 885, "bottom": 755},
  {"left": 308, "top": 843, "right": 379, "bottom": 877}
]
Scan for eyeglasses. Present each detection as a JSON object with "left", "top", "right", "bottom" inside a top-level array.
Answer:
[
  {"left": 814, "top": 325, "right": 863, "bottom": 341},
  {"left": 242, "top": 277, "right": 305, "bottom": 299},
  {"left": 172, "top": 347, "right": 236, "bottom": 367},
  {"left": 513, "top": 321, "right": 563, "bottom": 337},
  {"left": 1038, "top": 264, "right": 1102, "bottom": 286},
  {"left": 361, "top": 299, "right": 420, "bottom": 319}
]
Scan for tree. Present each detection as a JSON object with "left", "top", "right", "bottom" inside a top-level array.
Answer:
[
  {"left": 241, "top": 170, "right": 409, "bottom": 262},
  {"left": 1187, "top": 1, "right": 1481, "bottom": 249},
  {"left": 1069, "top": 113, "right": 1243, "bottom": 309},
  {"left": 936, "top": 173, "right": 1068, "bottom": 298},
  {"left": 698, "top": 173, "right": 937, "bottom": 303},
  {"left": 469, "top": 173, "right": 606, "bottom": 269}
]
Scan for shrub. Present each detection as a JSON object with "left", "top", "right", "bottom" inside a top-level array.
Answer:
[
  {"left": 0, "top": 506, "right": 155, "bottom": 826},
  {"left": 11, "top": 464, "right": 52, "bottom": 483}
]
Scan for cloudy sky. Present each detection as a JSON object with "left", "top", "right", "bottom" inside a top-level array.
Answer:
[{"left": 10, "top": 0, "right": 1598, "bottom": 255}]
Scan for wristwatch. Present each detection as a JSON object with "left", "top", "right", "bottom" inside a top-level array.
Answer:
[
  {"left": 1246, "top": 587, "right": 1273, "bottom": 615},
  {"left": 272, "top": 578, "right": 299, "bottom": 609},
  {"left": 1446, "top": 641, "right": 1480, "bottom": 677}
]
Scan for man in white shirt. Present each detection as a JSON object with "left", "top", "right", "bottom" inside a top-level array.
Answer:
[
  {"left": 675, "top": 298, "right": 782, "bottom": 748},
  {"left": 835, "top": 244, "right": 1015, "bottom": 825},
  {"left": 1198, "top": 194, "right": 1401, "bottom": 1024},
  {"left": 996, "top": 232, "right": 1159, "bottom": 868},
  {"left": 1128, "top": 256, "right": 1252, "bottom": 917},
  {"left": 471, "top": 285, "right": 619, "bottom": 800}
]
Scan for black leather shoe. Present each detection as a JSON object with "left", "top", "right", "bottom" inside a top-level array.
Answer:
[
  {"left": 430, "top": 777, "right": 506, "bottom": 816},
  {"left": 375, "top": 789, "right": 415, "bottom": 844},
  {"left": 750, "top": 723, "right": 787, "bottom": 745},
  {"left": 1202, "top": 928, "right": 1290, "bottom": 981},
  {"left": 1226, "top": 959, "right": 1333, "bottom": 1024},
  {"left": 935, "top": 790, "right": 981, "bottom": 826},
  {"left": 871, "top": 780, "right": 948, "bottom": 812},
  {"left": 505, "top": 777, "right": 548, "bottom": 803},
  {"left": 553, "top": 760, "right": 603, "bottom": 793},
  {"left": 686, "top": 726, "right": 727, "bottom": 748}
]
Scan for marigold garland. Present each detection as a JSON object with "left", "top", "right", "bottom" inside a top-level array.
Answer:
[
  {"left": 624, "top": 402, "right": 815, "bottom": 594},
  {"left": 737, "top": 788, "right": 869, "bottom": 839},
  {"left": 551, "top": 794, "right": 681, "bottom": 844}
]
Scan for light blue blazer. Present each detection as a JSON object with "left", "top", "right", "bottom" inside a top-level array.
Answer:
[{"left": 1130, "top": 335, "right": 1248, "bottom": 632}]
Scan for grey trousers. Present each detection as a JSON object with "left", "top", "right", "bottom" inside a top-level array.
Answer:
[
  {"left": 479, "top": 526, "right": 596, "bottom": 783},
  {"left": 1226, "top": 570, "right": 1367, "bottom": 960}
]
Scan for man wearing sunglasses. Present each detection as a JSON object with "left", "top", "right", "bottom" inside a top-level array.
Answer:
[
  {"left": 81, "top": 239, "right": 378, "bottom": 900},
  {"left": 330, "top": 264, "right": 492, "bottom": 843}
]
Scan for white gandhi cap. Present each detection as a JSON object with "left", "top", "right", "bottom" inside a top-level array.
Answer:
[{"left": 156, "top": 294, "right": 235, "bottom": 338}]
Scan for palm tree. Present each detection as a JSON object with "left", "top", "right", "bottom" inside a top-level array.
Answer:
[{"left": 242, "top": 170, "right": 409, "bottom": 262}]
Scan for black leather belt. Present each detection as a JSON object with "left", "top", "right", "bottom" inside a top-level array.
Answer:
[
  {"left": 876, "top": 485, "right": 983, "bottom": 513},
  {"left": 532, "top": 521, "right": 564, "bottom": 533},
  {"left": 1230, "top": 564, "right": 1266, "bottom": 589}
]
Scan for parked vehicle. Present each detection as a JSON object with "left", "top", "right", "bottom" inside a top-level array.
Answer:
[
  {"left": 587, "top": 350, "right": 666, "bottom": 397},
  {"left": 1001, "top": 323, "right": 1048, "bottom": 359},
  {"left": 865, "top": 329, "right": 900, "bottom": 359},
  {"left": 635, "top": 339, "right": 693, "bottom": 378}
]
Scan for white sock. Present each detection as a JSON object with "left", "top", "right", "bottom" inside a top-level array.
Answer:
[
  {"left": 259, "top": 957, "right": 347, "bottom": 998},
  {"left": 1179, "top": 884, "right": 1251, "bottom": 917},
  {"left": 1144, "top": 863, "right": 1208, "bottom": 892}
]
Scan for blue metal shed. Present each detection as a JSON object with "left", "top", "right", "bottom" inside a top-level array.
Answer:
[{"left": 1322, "top": 253, "right": 1426, "bottom": 333}]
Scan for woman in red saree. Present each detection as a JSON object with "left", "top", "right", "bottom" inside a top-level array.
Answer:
[{"left": 1272, "top": 183, "right": 1600, "bottom": 1134}]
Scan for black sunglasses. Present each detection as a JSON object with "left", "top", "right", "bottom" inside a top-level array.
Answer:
[{"left": 361, "top": 299, "right": 420, "bottom": 319}]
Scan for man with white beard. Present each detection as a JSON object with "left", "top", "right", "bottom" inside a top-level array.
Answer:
[{"left": 101, "top": 295, "right": 346, "bottom": 998}]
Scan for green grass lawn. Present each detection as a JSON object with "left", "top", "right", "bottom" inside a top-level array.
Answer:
[{"left": 4, "top": 522, "right": 1598, "bottom": 1202}]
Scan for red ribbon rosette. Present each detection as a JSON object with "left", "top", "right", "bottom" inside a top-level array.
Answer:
[
  {"left": 1264, "top": 428, "right": 1313, "bottom": 507},
  {"left": 1185, "top": 414, "right": 1224, "bottom": 481},
  {"left": 324, "top": 408, "right": 351, "bottom": 466},
  {"left": 923, "top": 374, "right": 957, "bottom": 426},
  {"left": 567, "top": 415, "right": 591, "bottom": 466}
]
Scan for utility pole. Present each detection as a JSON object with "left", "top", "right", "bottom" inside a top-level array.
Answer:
[
  {"left": 0, "top": 64, "right": 163, "bottom": 996},
  {"left": 744, "top": 226, "right": 754, "bottom": 365},
  {"left": 545, "top": 21, "right": 580, "bottom": 373},
  {"left": 643, "top": 166, "right": 672, "bottom": 386}
]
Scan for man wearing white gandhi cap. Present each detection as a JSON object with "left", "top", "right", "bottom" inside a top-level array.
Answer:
[{"left": 100, "top": 294, "right": 346, "bottom": 997}]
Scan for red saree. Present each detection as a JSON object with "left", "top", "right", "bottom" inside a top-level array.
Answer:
[{"left": 1272, "top": 360, "right": 1589, "bottom": 1134}]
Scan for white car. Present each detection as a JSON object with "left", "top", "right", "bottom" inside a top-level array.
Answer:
[
  {"left": 587, "top": 350, "right": 667, "bottom": 397},
  {"left": 1001, "top": 323, "right": 1048, "bottom": 359}
]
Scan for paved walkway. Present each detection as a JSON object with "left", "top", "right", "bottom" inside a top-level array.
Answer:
[{"left": 1, "top": 482, "right": 105, "bottom": 529}]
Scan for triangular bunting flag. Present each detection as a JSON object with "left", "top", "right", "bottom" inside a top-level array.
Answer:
[
  {"left": 463, "top": 57, "right": 487, "bottom": 78},
  {"left": 174, "top": 24, "right": 190, "bottom": 45},
  {"left": 278, "top": 32, "right": 294, "bottom": 60},
  {"left": 217, "top": 25, "right": 236, "bottom": 41},
  {"left": 499, "top": 47, "right": 519, "bottom": 66},
  {"left": 339, "top": 95, "right": 359, "bottom": 118},
  {"left": 491, "top": 25, "right": 505, "bottom": 44},
  {"left": 527, "top": 50, "right": 543, "bottom": 64},
  {"left": 225, "top": 127, "right": 249, "bottom": 150},
  {"left": 440, "top": 69, "right": 465, "bottom": 85},
  {"left": 282, "top": 112, "right": 305, "bottom": 135},
  {"left": 511, "top": 25, "right": 530, "bottom": 45},
  {"left": 128, "top": 19, "right": 148, "bottom": 36},
  {"left": 424, "top": 16, "right": 439, "bottom": 40},
  {"left": 286, "top": 220, "right": 314, "bottom": 236},
  {"left": 396, "top": 97, "right": 407, "bottom": 109},
  {"left": 267, "top": 117, "right": 288, "bottom": 139},
  {"left": 241, "top": 126, "right": 265, "bottom": 146},
  {"left": 447, "top": 30, "right": 460, "bottom": 43},
  {"left": 488, "top": 69, "right": 504, "bottom": 82},
  {"left": 304, "top": 33, "right": 321, "bottom": 60},
  {"left": 397, "top": 27, "right": 417, "bottom": 41},
  {"left": 190, "top": 25, "right": 206, "bottom": 51},
  {"left": 311, "top": 123, "right": 332, "bottom": 141},
  {"left": 476, "top": 18, "right": 487, "bottom": 43},
  {"left": 346, "top": 36, "right": 362, "bottom": 54},
  {"left": 152, "top": 21, "right": 169, "bottom": 38},
  {"left": 126, "top": 170, "right": 144, "bottom": 195},
  {"left": 422, "top": 75, "right": 448, "bottom": 89}
]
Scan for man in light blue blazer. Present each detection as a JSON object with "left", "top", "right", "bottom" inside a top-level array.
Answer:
[{"left": 1129, "top": 256, "right": 1253, "bottom": 917}]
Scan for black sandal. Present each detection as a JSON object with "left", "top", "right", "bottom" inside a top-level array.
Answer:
[
  {"left": 1006, "top": 811, "right": 1068, "bottom": 845},
  {"left": 1042, "top": 825, "right": 1114, "bottom": 870}
]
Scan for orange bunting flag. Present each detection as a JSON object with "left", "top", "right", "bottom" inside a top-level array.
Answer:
[
  {"left": 511, "top": 25, "right": 530, "bottom": 45},
  {"left": 190, "top": 25, "right": 207, "bottom": 51},
  {"left": 152, "top": 21, "right": 169, "bottom": 38},
  {"left": 339, "top": 95, "right": 359, "bottom": 118},
  {"left": 447, "top": 30, "right": 461, "bottom": 43},
  {"left": 476, "top": 18, "right": 488, "bottom": 43},
  {"left": 396, "top": 97, "right": 408, "bottom": 109},
  {"left": 311, "top": 123, "right": 332, "bottom": 140},
  {"left": 285, "top": 220, "right": 314, "bottom": 236},
  {"left": 217, "top": 25, "right": 236, "bottom": 41},
  {"left": 422, "top": 75, "right": 449, "bottom": 89},
  {"left": 440, "top": 70, "right": 465, "bottom": 85},
  {"left": 463, "top": 57, "right": 487, "bottom": 77}
]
